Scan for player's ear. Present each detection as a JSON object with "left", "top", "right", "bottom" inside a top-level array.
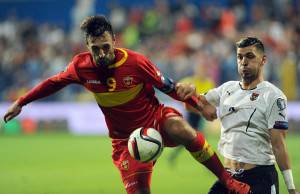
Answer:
[
  {"left": 112, "top": 35, "right": 116, "bottom": 45},
  {"left": 261, "top": 55, "right": 267, "bottom": 66},
  {"left": 85, "top": 35, "right": 89, "bottom": 46}
]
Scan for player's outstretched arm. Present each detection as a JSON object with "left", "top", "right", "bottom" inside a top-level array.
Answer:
[
  {"left": 3, "top": 55, "right": 80, "bottom": 123},
  {"left": 189, "top": 94, "right": 217, "bottom": 121},
  {"left": 175, "top": 83, "right": 217, "bottom": 121},
  {"left": 3, "top": 73, "right": 75, "bottom": 123},
  {"left": 3, "top": 100, "right": 22, "bottom": 123},
  {"left": 271, "top": 129, "right": 299, "bottom": 194}
]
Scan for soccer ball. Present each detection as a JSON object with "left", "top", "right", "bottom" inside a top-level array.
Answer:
[{"left": 128, "top": 127, "right": 163, "bottom": 163}]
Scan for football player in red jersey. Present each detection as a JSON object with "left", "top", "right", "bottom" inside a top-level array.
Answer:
[{"left": 3, "top": 15, "right": 250, "bottom": 194}]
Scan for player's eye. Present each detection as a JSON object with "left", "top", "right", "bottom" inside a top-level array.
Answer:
[
  {"left": 102, "top": 44, "right": 110, "bottom": 51},
  {"left": 91, "top": 46, "right": 100, "bottom": 53},
  {"left": 237, "top": 55, "right": 243, "bottom": 60},
  {"left": 245, "top": 53, "right": 255, "bottom": 59}
]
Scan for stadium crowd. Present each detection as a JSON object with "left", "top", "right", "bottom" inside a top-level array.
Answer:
[{"left": 0, "top": 0, "right": 300, "bottom": 102}]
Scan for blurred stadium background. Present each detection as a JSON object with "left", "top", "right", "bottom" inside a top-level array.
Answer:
[{"left": 0, "top": 0, "right": 299, "bottom": 193}]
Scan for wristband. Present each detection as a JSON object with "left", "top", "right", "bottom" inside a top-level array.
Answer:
[{"left": 281, "top": 169, "right": 296, "bottom": 190}]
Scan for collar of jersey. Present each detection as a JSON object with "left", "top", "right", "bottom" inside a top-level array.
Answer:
[
  {"left": 239, "top": 81, "right": 259, "bottom": 90},
  {"left": 108, "top": 48, "right": 128, "bottom": 69}
]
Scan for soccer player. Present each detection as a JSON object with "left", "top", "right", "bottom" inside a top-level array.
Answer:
[
  {"left": 3, "top": 15, "right": 250, "bottom": 194},
  {"left": 187, "top": 37, "right": 299, "bottom": 194}
]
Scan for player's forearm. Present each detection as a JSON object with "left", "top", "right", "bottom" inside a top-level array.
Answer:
[
  {"left": 18, "top": 77, "right": 68, "bottom": 106},
  {"left": 167, "top": 90, "right": 204, "bottom": 112},
  {"left": 273, "top": 141, "right": 297, "bottom": 191},
  {"left": 273, "top": 139, "right": 291, "bottom": 170}
]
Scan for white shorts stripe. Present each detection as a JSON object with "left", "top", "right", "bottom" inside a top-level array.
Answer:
[{"left": 271, "top": 184, "right": 276, "bottom": 194}]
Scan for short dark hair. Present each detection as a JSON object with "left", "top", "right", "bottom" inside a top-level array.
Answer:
[
  {"left": 80, "top": 15, "right": 114, "bottom": 37},
  {"left": 236, "top": 37, "right": 265, "bottom": 53}
]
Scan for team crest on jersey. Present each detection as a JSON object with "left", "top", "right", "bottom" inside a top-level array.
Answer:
[
  {"left": 250, "top": 93, "right": 259, "bottom": 101},
  {"left": 121, "top": 160, "right": 129, "bottom": 170},
  {"left": 226, "top": 91, "right": 231, "bottom": 96},
  {"left": 123, "top": 76, "right": 133, "bottom": 87},
  {"left": 276, "top": 98, "right": 286, "bottom": 111}
]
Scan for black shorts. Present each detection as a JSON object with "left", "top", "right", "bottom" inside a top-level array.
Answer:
[{"left": 208, "top": 165, "right": 279, "bottom": 194}]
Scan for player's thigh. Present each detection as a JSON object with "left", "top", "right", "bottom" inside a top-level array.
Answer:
[
  {"left": 112, "top": 142, "right": 153, "bottom": 194},
  {"left": 163, "top": 116, "right": 197, "bottom": 146},
  {"left": 245, "top": 173, "right": 279, "bottom": 194},
  {"left": 237, "top": 166, "right": 279, "bottom": 194}
]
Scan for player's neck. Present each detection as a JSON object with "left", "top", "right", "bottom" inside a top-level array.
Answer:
[{"left": 241, "top": 77, "right": 264, "bottom": 90}]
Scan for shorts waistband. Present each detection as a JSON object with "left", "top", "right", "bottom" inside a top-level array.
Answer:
[{"left": 226, "top": 165, "right": 276, "bottom": 177}]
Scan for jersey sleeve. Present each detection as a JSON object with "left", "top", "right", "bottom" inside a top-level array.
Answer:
[
  {"left": 137, "top": 56, "right": 165, "bottom": 87},
  {"left": 205, "top": 84, "right": 224, "bottom": 107},
  {"left": 18, "top": 56, "right": 81, "bottom": 106},
  {"left": 136, "top": 55, "right": 175, "bottom": 92},
  {"left": 55, "top": 55, "right": 81, "bottom": 83},
  {"left": 267, "top": 95, "right": 288, "bottom": 130},
  {"left": 136, "top": 55, "right": 203, "bottom": 110}
]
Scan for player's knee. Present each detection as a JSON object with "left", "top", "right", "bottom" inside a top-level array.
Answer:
[{"left": 164, "top": 117, "right": 197, "bottom": 146}]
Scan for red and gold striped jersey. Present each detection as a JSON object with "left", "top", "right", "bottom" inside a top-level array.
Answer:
[{"left": 18, "top": 48, "right": 173, "bottom": 138}]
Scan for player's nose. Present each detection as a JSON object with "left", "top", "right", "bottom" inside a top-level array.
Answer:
[
  {"left": 241, "top": 57, "right": 248, "bottom": 66},
  {"left": 98, "top": 49, "right": 105, "bottom": 58}
]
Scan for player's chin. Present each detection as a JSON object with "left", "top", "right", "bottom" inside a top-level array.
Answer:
[
  {"left": 95, "top": 60, "right": 108, "bottom": 67},
  {"left": 101, "top": 58, "right": 114, "bottom": 66},
  {"left": 241, "top": 73, "right": 254, "bottom": 81}
]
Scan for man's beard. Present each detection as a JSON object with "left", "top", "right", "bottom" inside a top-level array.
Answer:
[{"left": 95, "top": 56, "right": 112, "bottom": 67}]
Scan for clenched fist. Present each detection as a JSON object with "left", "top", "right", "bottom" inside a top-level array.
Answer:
[{"left": 3, "top": 101, "right": 23, "bottom": 123}]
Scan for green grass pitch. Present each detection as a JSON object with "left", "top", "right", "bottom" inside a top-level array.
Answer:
[{"left": 0, "top": 134, "right": 299, "bottom": 194}]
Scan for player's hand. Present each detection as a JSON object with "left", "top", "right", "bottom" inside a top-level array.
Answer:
[
  {"left": 175, "top": 82, "right": 196, "bottom": 100},
  {"left": 288, "top": 189, "right": 299, "bottom": 194},
  {"left": 3, "top": 101, "right": 23, "bottom": 123}
]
